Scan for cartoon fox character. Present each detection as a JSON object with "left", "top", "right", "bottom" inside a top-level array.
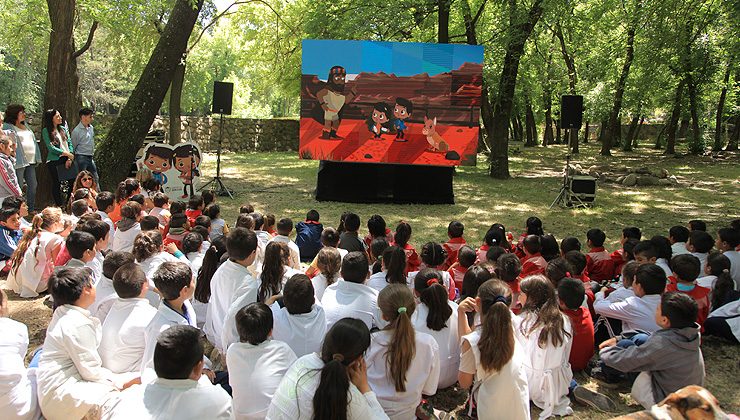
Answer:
[{"left": 422, "top": 116, "right": 449, "bottom": 152}]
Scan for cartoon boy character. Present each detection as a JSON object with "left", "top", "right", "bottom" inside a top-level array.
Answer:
[
  {"left": 366, "top": 102, "right": 391, "bottom": 139},
  {"left": 173, "top": 144, "right": 201, "bottom": 198},
  {"left": 143, "top": 145, "right": 174, "bottom": 186},
  {"left": 317, "top": 66, "right": 357, "bottom": 140},
  {"left": 393, "top": 98, "right": 413, "bottom": 142}
]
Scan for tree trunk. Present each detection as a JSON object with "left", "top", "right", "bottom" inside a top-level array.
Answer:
[
  {"left": 525, "top": 94, "right": 537, "bottom": 146},
  {"left": 678, "top": 118, "right": 689, "bottom": 138},
  {"left": 665, "top": 80, "right": 685, "bottom": 155},
  {"left": 555, "top": 120, "right": 561, "bottom": 144},
  {"left": 653, "top": 123, "right": 667, "bottom": 149},
  {"left": 515, "top": 114, "right": 524, "bottom": 142},
  {"left": 438, "top": 0, "right": 450, "bottom": 43},
  {"left": 98, "top": 0, "right": 204, "bottom": 189},
  {"left": 713, "top": 56, "right": 732, "bottom": 151},
  {"left": 623, "top": 114, "right": 640, "bottom": 151},
  {"left": 583, "top": 120, "right": 589, "bottom": 143},
  {"left": 543, "top": 91, "right": 554, "bottom": 146},
  {"left": 169, "top": 60, "right": 186, "bottom": 145},
  {"left": 633, "top": 115, "right": 645, "bottom": 147},
  {"left": 727, "top": 115, "right": 739, "bottom": 151},
  {"left": 686, "top": 75, "right": 701, "bottom": 153},
  {"left": 601, "top": 23, "right": 636, "bottom": 155},
  {"left": 598, "top": 118, "right": 607, "bottom": 143}
]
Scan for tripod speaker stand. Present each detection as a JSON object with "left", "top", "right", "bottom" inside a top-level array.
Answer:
[{"left": 199, "top": 81, "right": 234, "bottom": 199}]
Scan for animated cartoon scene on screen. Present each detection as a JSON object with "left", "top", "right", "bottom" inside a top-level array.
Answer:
[
  {"left": 299, "top": 40, "right": 484, "bottom": 167},
  {"left": 136, "top": 141, "right": 202, "bottom": 197}
]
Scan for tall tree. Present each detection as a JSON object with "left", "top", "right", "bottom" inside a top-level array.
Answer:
[
  {"left": 712, "top": 54, "right": 733, "bottom": 151},
  {"left": 97, "top": 0, "right": 204, "bottom": 188},
  {"left": 554, "top": 21, "right": 580, "bottom": 153}
]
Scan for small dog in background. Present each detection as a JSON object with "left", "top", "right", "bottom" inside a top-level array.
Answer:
[{"left": 611, "top": 385, "right": 730, "bottom": 420}]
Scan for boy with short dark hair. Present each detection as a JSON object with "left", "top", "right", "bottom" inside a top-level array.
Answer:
[
  {"left": 321, "top": 251, "right": 380, "bottom": 330},
  {"left": 611, "top": 227, "right": 642, "bottom": 275},
  {"left": 149, "top": 192, "right": 171, "bottom": 226},
  {"left": 594, "top": 263, "right": 666, "bottom": 333},
  {"left": 139, "top": 215, "right": 160, "bottom": 232},
  {"left": 89, "top": 251, "right": 136, "bottom": 321},
  {"left": 633, "top": 240, "right": 657, "bottom": 266},
  {"left": 2, "top": 196, "right": 30, "bottom": 231},
  {"left": 295, "top": 209, "right": 323, "bottom": 262},
  {"left": 519, "top": 235, "right": 547, "bottom": 278},
  {"left": 666, "top": 254, "right": 710, "bottom": 329},
  {"left": 95, "top": 191, "right": 115, "bottom": 246},
  {"left": 558, "top": 278, "right": 594, "bottom": 371},
  {"left": 687, "top": 230, "right": 714, "bottom": 273},
  {"left": 338, "top": 212, "right": 366, "bottom": 253},
  {"left": 227, "top": 303, "right": 296, "bottom": 419},
  {"left": 164, "top": 213, "right": 188, "bottom": 251},
  {"left": 110, "top": 325, "right": 232, "bottom": 419},
  {"left": 599, "top": 292, "right": 704, "bottom": 409},
  {"left": 37, "top": 267, "right": 130, "bottom": 419},
  {"left": 270, "top": 217, "right": 301, "bottom": 269},
  {"left": 206, "top": 228, "right": 259, "bottom": 353},
  {"left": 441, "top": 220, "right": 466, "bottom": 270},
  {"left": 76, "top": 219, "right": 110, "bottom": 281},
  {"left": 669, "top": 225, "right": 690, "bottom": 256},
  {"left": 64, "top": 231, "right": 97, "bottom": 269},
  {"left": 585, "top": 228, "right": 615, "bottom": 282},
  {"left": 185, "top": 194, "right": 204, "bottom": 225},
  {"left": 688, "top": 220, "right": 706, "bottom": 232},
  {"left": 70, "top": 199, "right": 90, "bottom": 220},
  {"left": 0, "top": 206, "right": 22, "bottom": 265},
  {"left": 560, "top": 236, "right": 581, "bottom": 256},
  {"left": 448, "top": 245, "right": 476, "bottom": 295},
  {"left": 182, "top": 232, "right": 206, "bottom": 275},
  {"left": 271, "top": 274, "right": 326, "bottom": 357},
  {"left": 99, "top": 263, "right": 157, "bottom": 374}
]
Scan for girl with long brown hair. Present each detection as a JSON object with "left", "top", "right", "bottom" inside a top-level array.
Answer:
[
  {"left": 257, "top": 241, "right": 302, "bottom": 303},
  {"left": 312, "top": 246, "right": 341, "bottom": 300},
  {"left": 365, "top": 284, "right": 440, "bottom": 419},
  {"left": 366, "top": 245, "right": 407, "bottom": 293},
  {"left": 7, "top": 207, "right": 64, "bottom": 297},
  {"left": 516, "top": 275, "right": 573, "bottom": 419},
  {"left": 457, "top": 279, "right": 530, "bottom": 419}
]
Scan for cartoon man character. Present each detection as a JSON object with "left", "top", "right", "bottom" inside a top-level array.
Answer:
[
  {"left": 393, "top": 98, "right": 413, "bottom": 142},
  {"left": 317, "top": 66, "right": 357, "bottom": 140},
  {"left": 173, "top": 144, "right": 201, "bottom": 198},
  {"left": 143, "top": 145, "right": 173, "bottom": 186}
]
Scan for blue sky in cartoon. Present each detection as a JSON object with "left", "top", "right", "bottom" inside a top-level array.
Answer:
[{"left": 302, "top": 39, "right": 483, "bottom": 79}]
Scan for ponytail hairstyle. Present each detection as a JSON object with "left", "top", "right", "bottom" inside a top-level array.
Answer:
[
  {"left": 544, "top": 257, "right": 574, "bottom": 287},
  {"left": 377, "top": 284, "right": 416, "bottom": 392},
  {"left": 477, "top": 279, "right": 515, "bottom": 371},
  {"left": 382, "top": 246, "right": 407, "bottom": 285},
  {"left": 519, "top": 275, "right": 569, "bottom": 348},
  {"left": 540, "top": 234, "right": 560, "bottom": 262},
  {"left": 370, "top": 238, "right": 389, "bottom": 274},
  {"left": 706, "top": 252, "right": 734, "bottom": 310},
  {"left": 115, "top": 178, "right": 140, "bottom": 204},
  {"left": 132, "top": 230, "right": 163, "bottom": 262},
  {"left": 414, "top": 268, "right": 452, "bottom": 331},
  {"left": 525, "top": 216, "right": 544, "bottom": 236},
  {"left": 194, "top": 235, "right": 228, "bottom": 303},
  {"left": 491, "top": 223, "right": 511, "bottom": 251},
  {"left": 259, "top": 241, "right": 289, "bottom": 302},
  {"left": 10, "top": 207, "right": 63, "bottom": 275},
  {"left": 460, "top": 265, "right": 494, "bottom": 301},
  {"left": 337, "top": 211, "right": 349, "bottom": 234},
  {"left": 420, "top": 242, "right": 447, "bottom": 268},
  {"left": 316, "top": 247, "right": 341, "bottom": 286},
  {"left": 312, "top": 318, "right": 371, "bottom": 420},
  {"left": 394, "top": 221, "right": 412, "bottom": 248}
]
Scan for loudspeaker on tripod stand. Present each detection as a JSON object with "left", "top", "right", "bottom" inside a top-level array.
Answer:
[
  {"left": 199, "top": 81, "right": 234, "bottom": 198},
  {"left": 561, "top": 95, "right": 584, "bottom": 130}
]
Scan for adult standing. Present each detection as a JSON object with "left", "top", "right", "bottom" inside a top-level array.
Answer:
[
  {"left": 2, "top": 105, "right": 41, "bottom": 212},
  {"left": 71, "top": 108, "right": 99, "bottom": 186},
  {"left": 41, "top": 109, "right": 76, "bottom": 207}
]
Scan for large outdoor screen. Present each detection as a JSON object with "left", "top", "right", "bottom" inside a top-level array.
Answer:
[{"left": 299, "top": 39, "right": 484, "bottom": 166}]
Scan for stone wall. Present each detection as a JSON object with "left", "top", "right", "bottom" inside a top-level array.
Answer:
[{"left": 24, "top": 114, "right": 300, "bottom": 152}]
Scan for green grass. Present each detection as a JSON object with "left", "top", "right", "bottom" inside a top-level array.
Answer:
[{"left": 200, "top": 143, "right": 739, "bottom": 252}]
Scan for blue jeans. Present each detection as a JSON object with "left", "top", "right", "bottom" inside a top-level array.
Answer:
[
  {"left": 602, "top": 333, "right": 650, "bottom": 378},
  {"left": 15, "top": 165, "right": 37, "bottom": 211},
  {"left": 75, "top": 154, "right": 99, "bottom": 186}
]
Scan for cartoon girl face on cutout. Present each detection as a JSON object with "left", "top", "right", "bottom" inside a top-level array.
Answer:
[
  {"left": 372, "top": 109, "right": 388, "bottom": 125},
  {"left": 175, "top": 154, "right": 200, "bottom": 175}
]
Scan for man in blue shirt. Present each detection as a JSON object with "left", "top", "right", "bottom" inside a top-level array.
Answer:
[{"left": 71, "top": 107, "right": 99, "bottom": 185}]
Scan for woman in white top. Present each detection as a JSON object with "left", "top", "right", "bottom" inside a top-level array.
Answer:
[
  {"left": 457, "top": 279, "right": 530, "bottom": 420},
  {"left": 311, "top": 247, "right": 341, "bottom": 300},
  {"left": 111, "top": 201, "right": 142, "bottom": 253},
  {"left": 257, "top": 242, "right": 302, "bottom": 303},
  {"left": 366, "top": 284, "right": 440, "bottom": 420},
  {"left": 0, "top": 290, "right": 41, "bottom": 420},
  {"left": 267, "top": 318, "right": 388, "bottom": 420},
  {"left": 366, "top": 246, "right": 407, "bottom": 293},
  {"left": 515, "top": 275, "right": 573, "bottom": 420},
  {"left": 7, "top": 207, "right": 64, "bottom": 297},
  {"left": 2, "top": 104, "right": 40, "bottom": 211},
  {"left": 133, "top": 230, "right": 189, "bottom": 306},
  {"left": 410, "top": 269, "right": 460, "bottom": 391}
]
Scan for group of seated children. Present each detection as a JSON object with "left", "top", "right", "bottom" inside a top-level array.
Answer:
[{"left": 1, "top": 184, "right": 738, "bottom": 420}]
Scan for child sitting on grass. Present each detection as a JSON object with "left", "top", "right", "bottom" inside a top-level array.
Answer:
[
  {"left": 295, "top": 209, "right": 323, "bottom": 263},
  {"left": 441, "top": 221, "right": 466, "bottom": 270},
  {"left": 666, "top": 254, "right": 710, "bottom": 330},
  {"left": 447, "top": 245, "right": 476, "bottom": 296}
]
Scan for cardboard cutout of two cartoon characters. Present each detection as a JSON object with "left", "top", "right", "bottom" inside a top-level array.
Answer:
[{"left": 137, "top": 142, "right": 201, "bottom": 197}]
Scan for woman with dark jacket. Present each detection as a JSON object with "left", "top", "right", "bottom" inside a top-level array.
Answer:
[{"left": 41, "top": 109, "right": 75, "bottom": 206}]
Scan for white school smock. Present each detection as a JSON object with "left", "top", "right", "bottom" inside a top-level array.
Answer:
[
  {"left": 311, "top": 273, "right": 340, "bottom": 301},
  {"left": 513, "top": 313, "right": 573, "bottom": 420},
  {"left": 655, "top": 258, "right": 672, "bottom": 278},
  {"left": 594, "top": 284, "right": 635, "bottom": 304},
  {"left": 723, "top": 250, "right": 740, "bottom": 289},
  {"left": 139, "top": 251, "right": 190, "bottom": 281},
  {"left": 270, "top": 302, "right": 326, "bottom": 357},
  {"left": 86, "top": 251, "right": 104, "bottom": 284},
  {"left": 140, "top": 300, "right": 197, "bottom": 384},
  {"left": 320, "top": 279, "right": 381, "bottom": 331},
  {"left": 220, "top": 278, "right": 262, "bottom": 353},
  {"left": 100, "top": 298, "right": 157, "bottom": 374},
  {"left": 110, "top": 223, "right": 140, "bottom": 253},
  {"left": 36, "top": 305, "right": 123, "bottom": 420},
  {"left": 266, "top": 353, "right": 389, "bottom": 420},
  {"left": 671, "top": 242, "right": 689, "bottom": 256},
  {"left": 186, "top": 250, "right": 206, "bottom": 278},
  {"left": 691, "top": 252, "right": 708, "bottom": 276},
  {"left": 410, "top": 301, "right": 460, "bottom": 390},
  {"left": 407, "top": 270, "right": 453, "bottom": 296},
  {"left": 460, "top": 329, "right": 530, "bottom": 420},
  {"left": 366, "top": 271, "right": 395, "bottom": 293},
  {"left": 366, "top": 329, "right": 440, "bottom": 420},
  {"left": 697, "top": 275, "right": 717, "bottom": 290},
  {"left": 0, "top": 318, "right": 40, "bottom": 420},
  {"left": 204, "top": 259, "right": 253, "bottom": 347},
  {"left": 227, "top": 340, "right": 296, "bottom": 420},
  {"left": 269, "top": 235, "right": 302, "bottom": 270},
  {"left": 594, "top": 293, "right": 661, "bottom": 333},
  {"left": 8, "top": 230, "right": 62, "bottom": 298},
  {"left": 708, "top": 300, "right": 740, "bottom": 341},
  {"left": 104, "top": 377, "right": 232, "bottom": 420},
  {"left": 89, "top": 275, "right": 117, "bottom": 320}
]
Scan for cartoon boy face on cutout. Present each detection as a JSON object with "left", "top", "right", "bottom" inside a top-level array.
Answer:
[
  {"left": 394, "top": 104, "right": 410, "bottom": 121},
  {"left": 143, "top": 146, "right": 173, "bottom": 174}
]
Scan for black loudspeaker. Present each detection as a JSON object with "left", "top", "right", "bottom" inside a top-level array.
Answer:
[
  {"left": 561, "top": 95, "right": 584, "bottom": 129},
  {"left": 567, "top": 175, "right": 597, "bottom": 205},
  {"left": 212, "top": 81, "right": 234, "bottom": 115}
]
